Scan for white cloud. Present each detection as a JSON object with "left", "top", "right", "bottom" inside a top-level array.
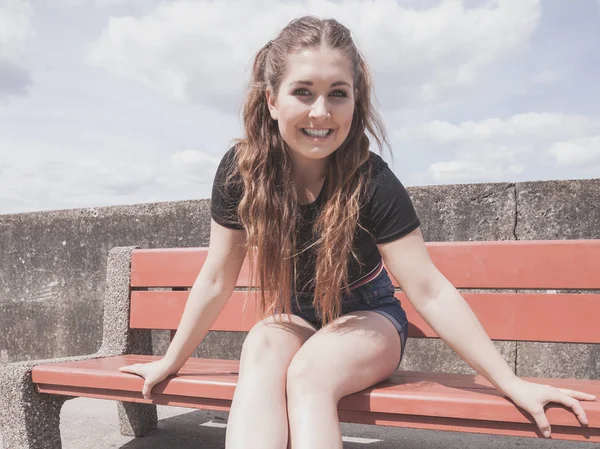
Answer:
[
  {"left": 1, "top": 154, "right": 157, "bottom": 201},
  {"left": 47, "top": 0, "right": 150, "bottom": 7},
  {"left": 86, "top": 0, "right": 541, "bottom": 112},
  {"left": 550, "top": 136, "right": 600, "bottom": 168},
  {"left": 398, "top": 113, "right": 600, "bottom": 143},
  {"left": 399, "top": 113, "right": 600, "bottom": 184},
  {"left": 170, "top": 150, "right": 219, "bottom": 183},
  {"left": 427, "top": 144, "right": 527, "bottom": 182},
  {"left": 0, "top": 141, "right": 221, "bottom": 213},
  {"left": 86, "top": 0, "right": 304, "bottom": 112},
  {"left": 0, "top": 0, "right": 33, "bottom": 99},
  {"left": 0, "top": 0, "right": 32, "bottom": 56},
  {"left": 532, "top": 68, "right": 563, "bottom": 86},
  {"left": 428, "top": 159, "right": 525, "bottom": 183}
]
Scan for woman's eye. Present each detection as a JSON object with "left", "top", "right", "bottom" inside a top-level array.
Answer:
[{"left": 293, "top": 89, "right": 348, "bottom": 98}]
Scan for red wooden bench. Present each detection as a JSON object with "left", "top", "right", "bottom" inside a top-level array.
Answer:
[{"left": 1, "top": 240, "right": 599, "bottom": 448}]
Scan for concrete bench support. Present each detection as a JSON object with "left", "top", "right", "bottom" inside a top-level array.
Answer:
[
  {"left": 1, "top": 360, "right": 69, "bottom": 449},
  {"left": 117, "top": 402, "right": 158, "bottom": 437},
  {"left": 0, "top": 247, "right": 158, "bottom": 448}
]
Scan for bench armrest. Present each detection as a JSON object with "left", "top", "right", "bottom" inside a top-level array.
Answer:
[{"left": 99, "top": 246, "right": 153, "bottom": 356}]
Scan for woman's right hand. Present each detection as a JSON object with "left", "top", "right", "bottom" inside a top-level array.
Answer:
[{"left": 119, "top": 358, "right": 177, "bottom": 399}]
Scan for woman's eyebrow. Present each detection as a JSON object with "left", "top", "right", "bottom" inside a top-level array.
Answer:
[{"left": 293, "top": 80, "right": 351, "bottom": 88}]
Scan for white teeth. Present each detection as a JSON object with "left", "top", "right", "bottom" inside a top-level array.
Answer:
[{"left": 303, "top": 128, "right": 331, "bottom": 137}]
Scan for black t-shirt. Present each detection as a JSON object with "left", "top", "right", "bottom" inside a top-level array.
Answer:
[{"left": 210, "top": 145, "right": 420, "bottom": 292}]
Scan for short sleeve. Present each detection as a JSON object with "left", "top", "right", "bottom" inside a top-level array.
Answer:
[
  {"left": 365, "top": 154, "right": 420, "bottom": 244},
  {"left": 210, "top": 145, "right": 244, "bottom": 230}
]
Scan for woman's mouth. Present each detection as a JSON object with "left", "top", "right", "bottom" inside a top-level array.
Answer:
[{"left": 301, "top": 128, "right": 333, "bottom": 139}]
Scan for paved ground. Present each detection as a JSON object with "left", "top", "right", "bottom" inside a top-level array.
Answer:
[{"left": 0, "top": 397, "right": 593, "bottom": 449}]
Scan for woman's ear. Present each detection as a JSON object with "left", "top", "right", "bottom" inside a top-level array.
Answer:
[{"left": 265, "top": 88, "right": 278, "bottom": 121}]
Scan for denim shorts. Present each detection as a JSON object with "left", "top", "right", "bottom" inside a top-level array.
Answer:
[{"left": 290, "top": 267, "right": 409, "bottom": 370}]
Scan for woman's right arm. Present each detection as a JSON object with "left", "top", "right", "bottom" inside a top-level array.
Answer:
[{"left": 119, "top": 218, "right": 247, "bottom": 398}]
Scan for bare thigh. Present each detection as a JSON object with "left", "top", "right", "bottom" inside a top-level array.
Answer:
[{"left": 287, "top": 310, "right": 402, "bottom": 400}]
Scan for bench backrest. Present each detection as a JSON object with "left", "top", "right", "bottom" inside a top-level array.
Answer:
[{"left": 128, "top": 240, "right": 600, "bottom": 344}]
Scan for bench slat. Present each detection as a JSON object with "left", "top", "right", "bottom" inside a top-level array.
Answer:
[
  {"left": 130, "top": 240, "right": 600, "bottom": 289},
  {"left": 131, "top": 248, "right": 250, "bottom": 288},
  {"left": 426, "top": 240, "right": 600, "bottom": 289},
  {"left": 130, "top": 291, "right": 260, "bottom": 332},
  {"left": 32, "top": 355, "right": 600, "bottom": 442},
  {"left": 337, "top": 410, "right": 600, "bottom": 442},
  {"left": 403, "top": 292, "right": 600, "bottom": 343},
  {"left": 129, "top": 290, "right": 600, "bottom": 343}
]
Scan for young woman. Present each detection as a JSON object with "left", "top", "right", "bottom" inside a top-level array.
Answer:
[{"left": 120, "top": 16, "right": 595, "bottom": 449}]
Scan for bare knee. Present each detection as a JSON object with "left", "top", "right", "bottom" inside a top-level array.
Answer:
[
  {"left": 239, "top": 318, "right": 313, "bottom": 377},
  {"left": 241, "top": 330, "right": 290, "bottom": 374}
]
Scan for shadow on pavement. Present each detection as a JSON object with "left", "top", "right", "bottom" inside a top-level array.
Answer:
[
  {"left": 117, "top": 409, "right": 395, "bottom": 449},
  {"left": 119, "top": 409, "right": 227, "bottom": 449}
]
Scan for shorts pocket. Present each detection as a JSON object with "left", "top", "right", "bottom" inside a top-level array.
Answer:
[{"left": 364, "top": 291, "right": 398, "bottom": 307}]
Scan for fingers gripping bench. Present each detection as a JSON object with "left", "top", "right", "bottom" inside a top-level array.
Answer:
[{"left": 1, "top": 241, "right": 599, "bottom": 448}]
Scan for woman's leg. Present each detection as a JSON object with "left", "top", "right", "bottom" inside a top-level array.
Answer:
[
  {"left": 286, "top": 311, "right": 401, "bottom": 449},
  {"left": 225, "top": 314, "right": 316, "bottom": 449}
]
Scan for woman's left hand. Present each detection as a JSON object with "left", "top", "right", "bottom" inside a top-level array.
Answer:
[{"left": 504, "top": 378, "right": 596, "bottom": 438}]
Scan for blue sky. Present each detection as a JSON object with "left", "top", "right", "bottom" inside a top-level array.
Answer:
[{"left": 1, "top": 0, "right": 599, "bottom": 214}]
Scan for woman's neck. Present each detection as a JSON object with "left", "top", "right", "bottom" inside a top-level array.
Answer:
[
  {"left": 288, "top": 154, "right": 329, "bottom": 186},
  {"left": 289, "top": 156, "right": 329, "bottom": 205}
]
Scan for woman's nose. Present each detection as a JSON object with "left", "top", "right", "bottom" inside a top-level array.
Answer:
[{"left": 309, "top": 96, "right": 330, "bottom": 118}]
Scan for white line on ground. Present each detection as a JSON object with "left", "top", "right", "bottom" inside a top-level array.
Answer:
[
  {"left": 342, "top": 436, "right": 383, "bottom": 444},
  {"left": 200, "top": 420, "right": 228, "bottom": 428},
  {"left": 199, "top": 421, "right": 383, "bottom": 443}
]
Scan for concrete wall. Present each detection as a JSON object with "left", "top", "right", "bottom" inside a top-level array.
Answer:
[{"left": 1, "top": 179, "right": 598, "bottom": 379}]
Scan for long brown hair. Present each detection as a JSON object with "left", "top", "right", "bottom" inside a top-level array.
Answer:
[{"left": 228, "top": 16, "right": 389, "bottom": 325}]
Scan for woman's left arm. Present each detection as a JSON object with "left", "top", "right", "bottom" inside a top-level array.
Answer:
[{"left": 378, "top": 227, "right": 596, "bottom": 438}]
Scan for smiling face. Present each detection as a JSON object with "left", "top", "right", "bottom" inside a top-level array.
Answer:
[{"left": 266, "top": 45, "right": 355, "bottom": 172}]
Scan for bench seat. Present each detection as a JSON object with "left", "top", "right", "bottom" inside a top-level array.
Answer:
[{"left": 33, "top": 354, "right": 600, "bottom": 442}]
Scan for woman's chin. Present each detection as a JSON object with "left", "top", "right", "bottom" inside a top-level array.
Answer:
[{"left": 298, "top": 146, "right": 338, "bottom": 159}]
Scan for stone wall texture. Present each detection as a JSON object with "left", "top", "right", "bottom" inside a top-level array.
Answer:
[
  {"left": 1, "top": 178, "right": 598, "bottom": 380},
  {"left": 515, "top": 179, "right": 600, "bottom": 380}
]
